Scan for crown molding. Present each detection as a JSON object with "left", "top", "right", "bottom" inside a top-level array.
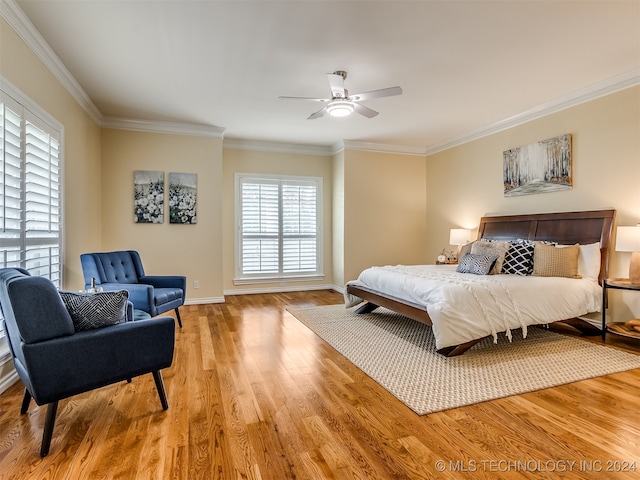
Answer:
[
  {"left": 102, "top": 116, "right": 225, "bottom": 138},
  {"left": 1, "top": 0, "right": 103, "bottom": 124},
  {"left": 223, "top": 137, "right": 334, "bottom": 156},
  {"left": 223, "top": 138, "right": 425, "bottom": 157},
  {"left": 339, "top": 140, "right": 425, "bottom": 156},
  {"left": 4, "top": 0, "right": 638, "bottom": 155},
  {"left": 424, "top": 68, "right": 640, "bottom": 156}
]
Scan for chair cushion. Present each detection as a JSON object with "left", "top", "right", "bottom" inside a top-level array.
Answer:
[
  {"left": 94, "top": 251, "right": 141, "bottom": 284},
  {"left": 59, "top": 290, "right": 129, "bottom": 331},
  {"left": 154, "top": 287, "right": 183, "bottom": 306},
  {"left": 133, "top": 309, "right": 152, "bottom": 321}
]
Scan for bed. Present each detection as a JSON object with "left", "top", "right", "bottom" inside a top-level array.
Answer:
[{"left": 345, "top": 209, "right": 616, "bottom": 356}]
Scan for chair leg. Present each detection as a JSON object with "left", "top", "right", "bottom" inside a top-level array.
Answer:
[
  {"left": 174, "top": 307, "right": 183, "bottom": 328},
  {"left": 152, "top": 371, "right": 169, "bottom": 410},
  {"left": 40, "top": 401, "right": 58, "bottom": 457},
  {"left": 21, "top": 389, "right": 32, "bottom": 414}
]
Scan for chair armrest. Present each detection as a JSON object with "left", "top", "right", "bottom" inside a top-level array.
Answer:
[
  {"left": 140, "top": 275, "right": 187, "bottom": 292},
  {"left": 126, "top": 301, "right": 134, "bottom": 321},
  {"left": 22, "top": 316, "right": 175, "bottom": 405},
  {"left": 98, "top": 283, "right": 154, "bottom": 312}
]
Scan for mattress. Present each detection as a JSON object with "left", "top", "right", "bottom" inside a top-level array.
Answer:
[{"left": 346, "top": 264, "right": 602, "bottom": 350}]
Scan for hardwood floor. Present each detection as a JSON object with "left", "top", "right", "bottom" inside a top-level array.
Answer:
[{"left": 1, "top": 290, "right": 640, "bottom": 479}]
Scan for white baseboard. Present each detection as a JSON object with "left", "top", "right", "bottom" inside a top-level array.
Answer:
[
  {"left": 0, "top": 370, "right": 19, "bottom": 394},
  {"left": 184, "top": 286, "right": 344, "bottom": 305},
  {"left": 183, "top": 296, "right": 225, "bottom": 305},
  {"left": 225, "top": 283, "right": 340, "bottom": 296}
]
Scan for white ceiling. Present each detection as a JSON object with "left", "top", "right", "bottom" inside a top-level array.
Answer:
[{"left": 9, "top": 0, "right": 640, "bottom": 153}]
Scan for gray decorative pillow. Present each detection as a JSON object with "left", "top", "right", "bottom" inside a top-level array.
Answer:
[
  {"left": 471, "top": 240, "right": 510, "bottom": 274},
  {"left": 60, "top": 290, "right": 129, "bottom": 331},
  {"left": 456, "top": 254, "right": 498, "bottom": 275}
]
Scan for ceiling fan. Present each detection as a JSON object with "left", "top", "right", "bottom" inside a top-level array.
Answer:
[{"left": 279, "top": 71, "right": 402, "bottom": 120}]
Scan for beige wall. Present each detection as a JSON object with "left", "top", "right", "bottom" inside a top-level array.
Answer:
[
  {"left": 343, "top": 149, "right": 428, "bottom": 283},
  {"left": 426, "top": 86, "right": 640, "bottom": 321},
  {"left": 332, "top": 151, "right": 345, "bottom": 287},
  {"left": 1, "top": 17, "right": 102, "bottom": 289},
  {"left": 100, "top": 129, "right": 224, "bottom": 302},
  {"left": 4, "top": 12, "right": 639, "bottom": 321},
  {"left": 222, "top": 148, "right": 334, "bottom": 292}
]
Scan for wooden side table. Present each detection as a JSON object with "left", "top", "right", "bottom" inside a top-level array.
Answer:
[{"left": 602, "top": 278, "right": 640, "bottom": 341}]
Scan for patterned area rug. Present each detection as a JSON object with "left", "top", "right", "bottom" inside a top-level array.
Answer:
[{"left": 287, "top": 305, "right": 640, "bottom": 415}]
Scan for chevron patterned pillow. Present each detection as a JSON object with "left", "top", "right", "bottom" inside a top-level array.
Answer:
[
  {"left": 60, "top": 290, "right": 129, "bottom": 331},
  {"left": 456, "top": 253, "right": 498, "bottom": 275}
]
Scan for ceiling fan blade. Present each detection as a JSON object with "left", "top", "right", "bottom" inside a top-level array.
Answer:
[
  {"left": 327, "top": 73, "right": 346, "bottom": 99},
  {"left": 279, "top": 96, "right": 329, "bottom": 102},
  {"left": 353, "top": 103, "right": 379, "bottom": 118},
  {"left": 307, "top": 107, "right": 328, "bottom": 120},
  {"left": 350, "top": 86, "right": 403, "bottom": 102}
]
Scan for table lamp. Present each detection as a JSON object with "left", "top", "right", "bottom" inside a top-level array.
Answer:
[
  {"left": 616, "top": 225, "right": 640, "bottom": 284},
  {"left": 450, "top": 228, "right": 471, "bottom": 260}
]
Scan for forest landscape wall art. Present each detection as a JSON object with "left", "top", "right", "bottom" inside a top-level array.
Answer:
[{"left": 503, "top": 134, "right": 572, "bottom": 197}]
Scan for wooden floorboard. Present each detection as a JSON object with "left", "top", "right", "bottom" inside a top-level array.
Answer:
[{"left": 1, "top": 290, "right": 640, "bottom": 479}]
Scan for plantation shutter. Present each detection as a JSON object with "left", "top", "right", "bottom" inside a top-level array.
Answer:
[
  {"left": 0, "top": 96, "right": 24, "bottom": 270},
  {"left": 0, "top": 90, "right": 62, "bottom": 286},
  {"left": 240, "top": 180, "right": 279, "bottom": 274},
  {"left": 24, "top": 115, "right": 61, "bottom": 283},
  {"left": 282, "top": 183, "right": 317, "bottom": 273},
  {"left": 237, "top": 175, "right": 321, "bottom": 280}
]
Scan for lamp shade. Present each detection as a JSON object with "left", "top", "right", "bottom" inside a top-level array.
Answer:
[
  {"left": 449, "top": 228, "right": 471, "bottom": 246},
  {"left": 616, "top": 225, "right": 640, "bottom": 284},
  {"left": 615, "top": 225, "right": 640, "bottom": 252}
]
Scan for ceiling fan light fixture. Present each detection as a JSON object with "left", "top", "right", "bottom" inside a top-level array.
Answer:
[{"left": 327, "top": 100, "right": 354, "bottom": 117}]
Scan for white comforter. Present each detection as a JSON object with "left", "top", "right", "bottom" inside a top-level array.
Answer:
[{"left": 346, "top": 265, "right": 602, "bottom": 350}]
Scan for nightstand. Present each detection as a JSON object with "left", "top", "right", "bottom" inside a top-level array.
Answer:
[{"left": 601, "top": 278, "right": 640, "bottom": 341}]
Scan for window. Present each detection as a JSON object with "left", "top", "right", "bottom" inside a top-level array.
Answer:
[
  {"left": 235, "top": 173, "right": 322, "bottom": 283},
  {"left": 0, "top": 87, "right": 62, "bottom": 289}
]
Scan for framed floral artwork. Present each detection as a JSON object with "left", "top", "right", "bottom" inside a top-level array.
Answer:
[
  {"left": 134, "top": 170, "right": 164, "bottom": 223},
  {"left": 169, "top": 172, "right": 197, "bottom": 224}
]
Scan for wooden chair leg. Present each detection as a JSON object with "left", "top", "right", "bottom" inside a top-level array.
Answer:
[
  {"left": 40, "top": 401, "right": 58, "bottom": 457},
  {"left": 174, "top": 307, "right": 183, "bottom": 328},
  {"left": 152, "top": 371, "right": 169, "bottom": 410},
  {"left": 20, "top": 389, "right": 32, "bottom": 414}
]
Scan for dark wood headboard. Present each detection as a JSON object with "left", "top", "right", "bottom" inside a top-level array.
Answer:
[{"left": 477, "top": 209, "right": 616, "bottom": 283}]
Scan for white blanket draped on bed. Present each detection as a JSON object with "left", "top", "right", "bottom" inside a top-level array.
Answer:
[{"left": 345, "top": 265, "right": 602, "bottom": 350}]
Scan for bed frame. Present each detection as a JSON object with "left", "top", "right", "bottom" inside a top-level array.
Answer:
[{"left": 346, "top": 209, "right": 616, "bottom": 356}]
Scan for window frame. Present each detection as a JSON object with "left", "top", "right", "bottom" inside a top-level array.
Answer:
[
  {"left": 234, "top": 172, "right": 323, "bottom": 284},
  {"left": 0, "top": 78, "right": 64, "bottom": 341}
]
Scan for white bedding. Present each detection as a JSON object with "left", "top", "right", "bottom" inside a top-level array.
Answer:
[{"left": 346, "top": 264, "right": 602, "bottom": 350}]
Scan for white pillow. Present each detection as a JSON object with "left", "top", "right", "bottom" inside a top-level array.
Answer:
[{"left": 557, "top": 242, "right": 601, "bottom": 282}]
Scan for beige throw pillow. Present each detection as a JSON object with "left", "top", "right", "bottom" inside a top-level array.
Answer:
[
  {"left": 532, "top": 242, "right": 581, "bottom": 278},
  {"left": 471, "top": 240, "right": 510, "bottom": 274}
]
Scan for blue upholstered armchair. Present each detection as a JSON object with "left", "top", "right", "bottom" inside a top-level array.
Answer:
[
  {"left": 0, "top": 268, "right": 175, "bottom": 456},
  {"left": 80, "top": 250, "right": 186, "bottom": 327}
]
